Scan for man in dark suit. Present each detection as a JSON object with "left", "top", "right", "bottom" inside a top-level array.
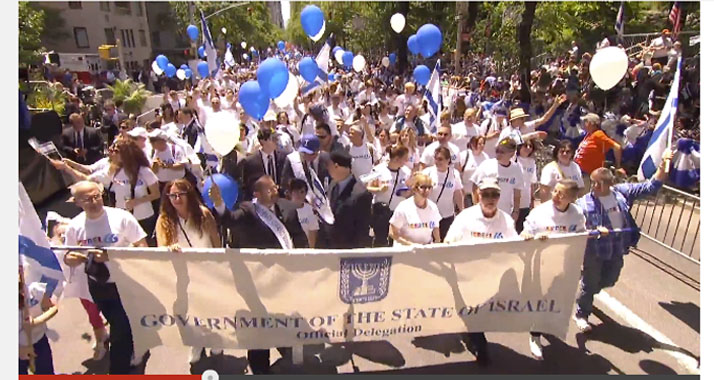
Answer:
[
  {"left": 101, "top": 100, "right": 125, "bottom": 145},
  {"left": 280, "top": 134, "right": 331, "bottom": 194},
  {"left": 241, "top": 128, "right": 287, "bottom": 201},
  {"left": 208, "top": 175, "right": 307, "bottom": 374},
  {"left": 61, "top": 112, "right": 103, "bottom": 164},
  {"left": 325, "top": 150, "right": 373, "bottom": 249}
]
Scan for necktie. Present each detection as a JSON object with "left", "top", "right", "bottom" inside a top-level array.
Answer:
[
  {"left": 267, "top": 154, "right": 275, "bottom": 182},
  {"left": 76, "top": 131, "right": 83, "bottom": 149},
  {"left": 330, "top": 184, "right": 340, "bottom": 211}
]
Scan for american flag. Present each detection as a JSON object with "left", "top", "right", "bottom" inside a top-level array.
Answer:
[{"left": 669, "top": 2, "right": 682, "bottom": 38}]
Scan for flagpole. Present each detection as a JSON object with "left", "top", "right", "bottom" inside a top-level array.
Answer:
[{"left": 664, "top": 57, "right": 682, "bottom": 174}]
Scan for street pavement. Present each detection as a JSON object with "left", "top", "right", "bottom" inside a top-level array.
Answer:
[{"left": 46, "top": 239, "right": 700, "bottom": 375}]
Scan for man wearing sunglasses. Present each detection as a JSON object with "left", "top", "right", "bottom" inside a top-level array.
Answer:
[
  {"left": 445, "top": 177, "right": 518, "bottom": 366},
  {"left": 418, "top": 124, "right": 461, "bottom": 170},
  {"left": 470, "top": 137, "right": 525, "bottom": 222},
  {"left": 240, "top": 127, "right": 287, "bottom": 201}
]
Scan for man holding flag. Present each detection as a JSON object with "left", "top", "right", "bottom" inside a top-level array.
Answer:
[{"left": 424, "top": 60, "right": 442, "bottom": 134}]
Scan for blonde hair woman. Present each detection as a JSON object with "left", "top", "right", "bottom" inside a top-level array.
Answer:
[
  {"left": 396, "top": 127, "right": 420, "bottom": 169},
  {"left": 388, "top": 172, "right": 442, "bottom": 246}
]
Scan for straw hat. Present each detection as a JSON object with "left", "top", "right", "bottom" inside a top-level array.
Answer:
[{"left": 509, "top": 108, "right": 529, "bottom": 121}]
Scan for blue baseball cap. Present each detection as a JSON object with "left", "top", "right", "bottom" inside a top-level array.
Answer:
[{"left": 298, "top": 134, "right": 320, "bottom": 154}]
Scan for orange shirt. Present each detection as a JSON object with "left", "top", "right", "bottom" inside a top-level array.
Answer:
[{"left": 574, "top": 130, "right": 617, "bottom": 174}]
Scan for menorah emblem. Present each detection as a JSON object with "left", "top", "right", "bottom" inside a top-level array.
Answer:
[
  {"left": 339, "top": 257, "right": 392, "bottom": 304},
  {"left": 352, "top": 263, "right": 379, "bottom": 297}
]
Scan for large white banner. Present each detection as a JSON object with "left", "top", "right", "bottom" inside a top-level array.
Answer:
[{"left": 107, "top": 235, "right": 587, "bottom": 355}]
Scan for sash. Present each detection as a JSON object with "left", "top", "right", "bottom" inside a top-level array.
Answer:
[
  {"left": 287, "top": 151, "right": 335, "bottom": 224},
  {"left": 252, "top": 199, "right": 294, "bottom": 250}
]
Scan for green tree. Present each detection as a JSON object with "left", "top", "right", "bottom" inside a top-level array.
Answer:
[{"left": 19, "top": 1, "right": 45, "bottom": 67}]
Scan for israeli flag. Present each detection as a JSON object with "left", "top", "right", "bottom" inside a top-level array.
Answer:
[
  {"left": 200, "top": 11, "right": 219, "bottom": 77},
  {"left": 669, "top": 138, "right": 700, "bottom": 188},
  {"left": 424, "top": 60, "right": 442, "bottom": 134},
  {"left": 615, "top": 2, "right": 625, "bottom": 44},
  {"left": 301, "top": 34, "right": 333, "bottom": 95},
  {"left": 18, "top": 182, "right": 65, "bottom": 299},
  {"left": 224, "top": 42, "right": 236, "bottom": 68},
  {"left": 638, "top": 57, "right": 682, "bottom": 181}
]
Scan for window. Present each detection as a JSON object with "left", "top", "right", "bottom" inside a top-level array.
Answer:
[
  {"left": 152, "top": 31, "right": 161, "bottom": 47},
  {"left": 68, "top": 2, "right": 82, "bottom": 9},
  {"left": 120, "top": 29, "right": 127, "bottom": 47},
  {"left": 139, "top": 29, "right": 147, "bottom": 47},
  {"left": 114, "top": 2, "right": 131, "bottom": 15},
  {"left": 136, "top": 2, "right": 143, "bottom": 17},
  {"left": 129, "top": 29, "right": 135, "bottom": 48},
  {"left": 74, "top": 27, "right": 89, "bottom": 48},
  {"left": 100, "top": 2, "right": 110, "bottom": 11},
  {"left": 104, "top": 28, "right": 115, "bottom": 45}
]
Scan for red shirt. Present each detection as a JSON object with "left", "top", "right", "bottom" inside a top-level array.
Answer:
[{"left": 574, "top": 130, "right": 618, "bottom": 174}]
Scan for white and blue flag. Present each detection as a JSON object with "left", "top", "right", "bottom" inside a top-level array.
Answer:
[
  {"left": 669, "top": 138, "right": 700, "bottom": 189},
  {"left": 615, "top": 2, "right": 625, "bottom": 44},
  {"left": 300, "top": 34, "right": 333, "bottom": 95},
  {"left": 19, "top": 182, "right": 65, "bottom": 299},
  {"left": 423, "top": 60, "right": 442, "bottom": 134},
  {"left": 200, "top": 11, "right": 219, "bottom": 77},
  {"left": 638, "top": 57, "right": 682, "bottom": 181},
  {"left": 224, "top": 42, "right": 236, "bottom": 68}
]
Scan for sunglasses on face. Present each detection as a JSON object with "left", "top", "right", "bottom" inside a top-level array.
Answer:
[
  {"left": 437, "top": 132, "right": 450, "bottom": 137},
  {"left": 480, "top": 191, "right": 500, "bottom": 199},
  {"left": 168, "top": 192, "right": 188, "bottom": 200},
  {"left": 417, "top": 184, "right": 433, "bottom": 191},
  {"left": 316, "top": 135, "right": 329, "bottom": 140}
]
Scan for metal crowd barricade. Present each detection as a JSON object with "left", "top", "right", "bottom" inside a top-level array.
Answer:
[{"left": 631, "top": 184, "right": 700, "bottom": 264}]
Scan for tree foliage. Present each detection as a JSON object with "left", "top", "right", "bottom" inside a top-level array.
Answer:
[{"left": 19, "top": 2, "right": 45, "bottom": 67}]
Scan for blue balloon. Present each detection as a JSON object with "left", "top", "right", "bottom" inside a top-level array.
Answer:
[
  {"left": 238, "top": 80, "right": 269, "bottom": 120},
  {"left": 328, "top": 73, "right": 335, "bottom": 82},
  {"left": 257, "top": 58, "right": 289, "bottom": 99},
  {"left": 164, "top": 63, "right": 177, "bottom": 78},
  {"left": 407, "top": 34, "right": 420, "bottom": 55},
  {"left": 202, "top": 174, "right": 239, "bottom": 211},
  {"left": 277, "top": 40, "right": 286, "bottom": 51},
  {"left": 186, "top": 25, "right": 199, "bottom": 41},
  {"left": 342, "top": 51, "right": 354, "bottom": 67},
  {"left": 332, "top": 46, "right": 343, "bottom": 56},
  {"left": 300, "top": 5, "right": 324, "bottom": 38},
  {"left": 184, "top": 68, "right": 192, "bottom": 79},
  {"left": 389, "top": 53, "right": 397, "bottom": 65},
  {"left": 298, "top": 57, "right": 319, "bottom": 83},
  {"left": 156, "top": 55, "right": 169, "bottom": 70},
  {"left": 416, "top": 24, "right": 442, "bottom": 58},
  {"left": 198, "top": 45, "right": 206, "bottom": 58},
  {"left": 197, "top": 61, "right": 210, "bottom": 78},
  {"left": 413, "top": 65, "right": 430, "bottom": 85}
]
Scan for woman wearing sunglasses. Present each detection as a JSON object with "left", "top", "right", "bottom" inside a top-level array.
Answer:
[
  {"left": 155, "top": 178, "right": 222, "bottom": 366},
  {"left": 388, "top": 172, "right": 442, "bottom": 246},
  {"left": 423, "top": 147, "right": 465, "bottom": 240},
  {"left": 539, "top": 140, "right": 586, "bottom": 202}
]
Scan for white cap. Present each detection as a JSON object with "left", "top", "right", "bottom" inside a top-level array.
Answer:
[
  {"left": 148, "top": 129, "right": 169, "bottom": 140},
  {"left": 127, "top": 127, "right": 148, "bottom": 139}
]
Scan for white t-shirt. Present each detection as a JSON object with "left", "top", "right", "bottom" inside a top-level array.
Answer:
[
  {"left": 452, "top": 122, "right": 481, "bottom": 151},
  {"left": 19, "top": 282, "right": 50, "bottom": 345},
  {"left": 91, "top": 167, "right": 159, "bottom": 220},
  {"left": 458, "top": 149, "right": 489, "bottom": 194},
  {"left": 423, "top": 165, "right": 463, "bottom": 218},
  {"left": 349, "top": 142, "right": 376, "bottom": 180},
  {"left": 470, "top": 158, "right": 524, "bottom": 214},
  {"left": 389, "top": 197, "right": 442, "bottom": 246},
  {"left": 395, "top": 94, "right": 417, "bottom": 116},
  {"left": 516, "top": 156, "right": 537, "bottom": 208},
  {"left": 479, "top": 117, "right": 505, "bottom": 158},
  {"left": 64, "top": 207, "right": 147, "bottom": 283},
  {"left": 444, "top": 205, "right": 517, "bottom": 243},
  {"left": 404, "top": 147, "right": 421, "bottom": 170},
  {"left": 296, "top": 203, "right": 319, "bottom": 238},
  {"left": 88, "top": 157, "right": 110, "bottom": 173},
  {"left": 523, "top": 200, "right": 587, "bottom": 236},
  {"left": 540, "top": 161, "right": 585, "bottom": 189},
  {"left": 499, "top": 125, "right": 524, "bottom": 145},
  {"left": 176, "top": 215, "right": 214, "bottom": 249},
  {"left": 598, "top": 193, "right": 624, "bottom": 230},
  {"left": 370, "top": 163, "right": 411, "bottom": 210},
  {"left": 419, "top": 141, "right": 460, "bottom": 168},
  {"left": 153, "top": 143, "right": 187, "bottom": 182}
]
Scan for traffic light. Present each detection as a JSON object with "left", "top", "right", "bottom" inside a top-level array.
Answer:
[{"left": 98, "top": 44, "right": 116, "bottom": 60}]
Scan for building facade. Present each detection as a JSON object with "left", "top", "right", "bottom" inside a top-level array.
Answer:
[
  {"left": 36, "top": 1, "right": 153, "bottom": 73},
  {"left": 144, "top": 2, "right": 191, "bottom": 63}
]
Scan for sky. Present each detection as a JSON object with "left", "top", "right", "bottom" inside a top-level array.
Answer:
[{"left": 281, "top": 1, "right": 291, "bottom": 28}]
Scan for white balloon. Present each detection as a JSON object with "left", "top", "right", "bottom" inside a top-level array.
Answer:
[
  {"left": 390, "top": 13, "right": 406, "bottom": 33},
  {"left": 274, "top": 73, "right": 299, "bottom": 108},
  {"left": 309, "top": 21, "right": 326, "bottom": 42},
  {"left": 589, "top": 46, "right": 628, "bottom": 91},
  {"left": 204, "top": 112, "right": 242, "bottom": 156},
  {"left": 176, "top": 69, "right": 186, "bottom": 80},
  {"left": 381, "top": 57, "right": 390, "bottom": 68},
  {"left": 241, "top": 41, "right": 247, "bottom": 49},
  {"left": 335, "top": 50, "right": 345, "bottom": 65},
  {"left": 151, "top": 61, "right": 163, "bottom": 75},
  {"left": 221, "top": 27, "right": 227, "bottom": 34},
  {"left": 353, "top": 54, "right": 366, "bottom": 72},
  {"left": 243, "top": 53, "right": 249, "bottom": 60}
]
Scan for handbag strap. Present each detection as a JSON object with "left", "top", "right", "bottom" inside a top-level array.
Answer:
[
  {"left": 435, "top": 167, "right": 450, "bottom": 204},
  {"left": 387, "top": 169, "right": 401, "bottom": 208},
  {"left": 177, "top": 218, "right": 193, "bottom": 247}
]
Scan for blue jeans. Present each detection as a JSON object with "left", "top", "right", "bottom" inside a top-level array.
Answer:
[
  {"left": 576, "top": 252, "right": 625, "bottom": 318},
  {"left": 19, "top": 334, "right": 54, "bottom": 374}
]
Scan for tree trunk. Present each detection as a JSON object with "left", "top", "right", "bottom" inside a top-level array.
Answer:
[
  {"left": 518, "top": 2, "right": 537, "bottom": 104},
  {"left": 396, "top": 2, "right": 409, "bottom": 75}
]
